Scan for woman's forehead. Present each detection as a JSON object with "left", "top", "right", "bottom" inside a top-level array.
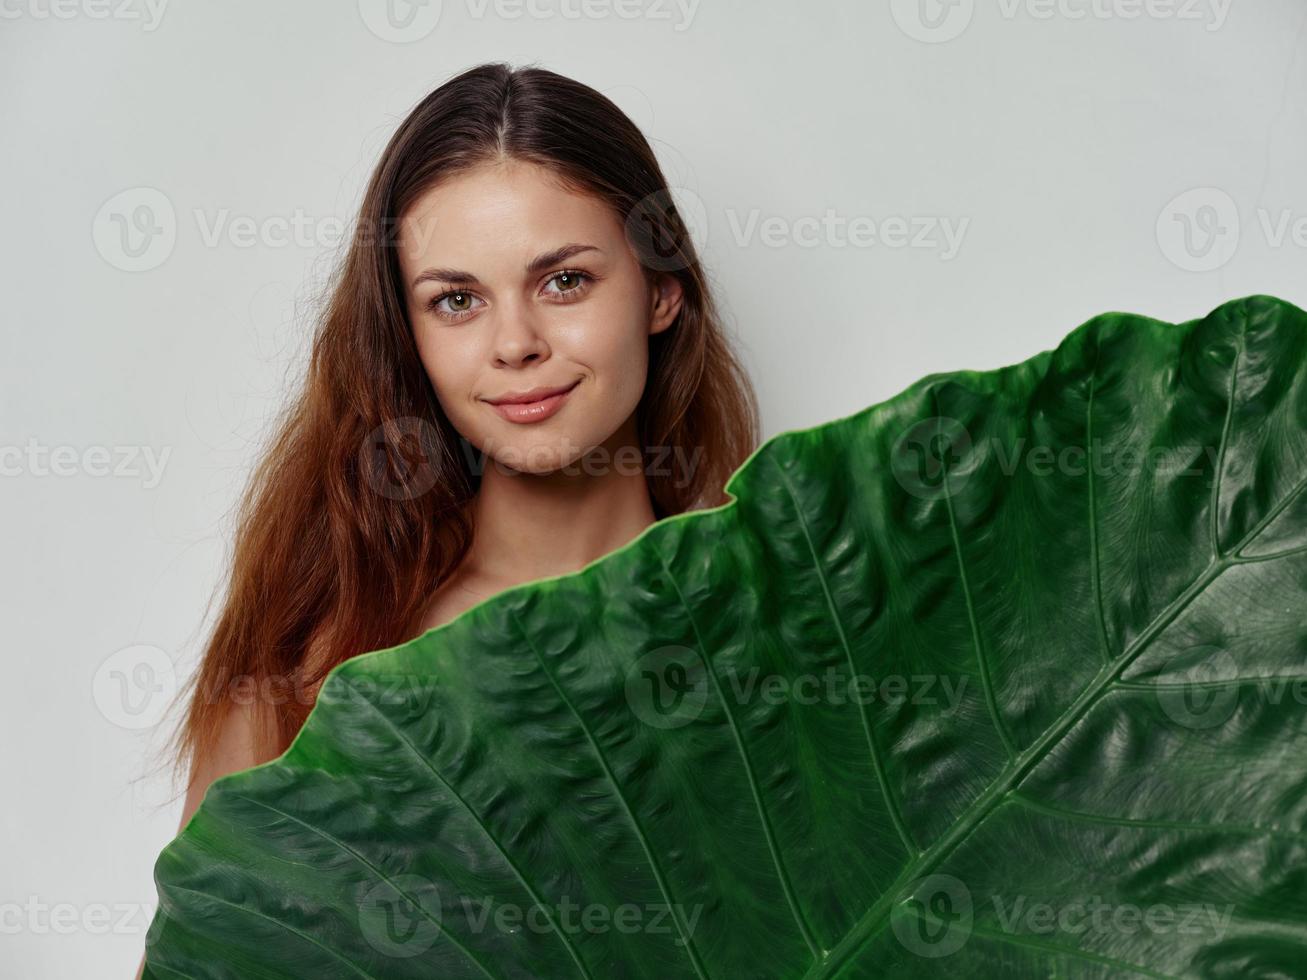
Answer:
[{"left": 397, "top": 165, "right": 625, "bottom": 281}]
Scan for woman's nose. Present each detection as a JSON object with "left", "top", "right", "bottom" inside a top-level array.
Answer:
[{"left": 492, "top": 307, "right": 550, "bottom": 367}]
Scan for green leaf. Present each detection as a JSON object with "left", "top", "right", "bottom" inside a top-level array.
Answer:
[{"left": 145, "top": 295, "right": 1307, "bottom": 979}]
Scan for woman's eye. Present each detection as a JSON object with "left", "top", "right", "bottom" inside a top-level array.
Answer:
[
  {"left": 544, "top": 270, "right": 592, "bottom": 296},
  {"left": 427, "top": 290, "right": 483, "bottom": 318}
]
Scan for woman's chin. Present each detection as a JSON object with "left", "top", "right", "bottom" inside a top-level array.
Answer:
[{"left": 479, "top": 439, "right": 593, "bottom": 478}]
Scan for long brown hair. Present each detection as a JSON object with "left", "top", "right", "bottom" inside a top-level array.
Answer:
[{"left": 163, "top": 61, "right": 760, "bottom": 789}]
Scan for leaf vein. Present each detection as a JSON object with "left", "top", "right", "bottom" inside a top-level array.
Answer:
[
  {"left": 160, "top": 884, "right": 383, "bottom": 980},
  {"left": 654, "top": 546, "right": 823, "bottom": 959},
  {"left": 335, "top": 675, "right": 586, "bottom": 979},
  {"left": 928, "top": 389, "right": 1016, "bottom": 759},
  {"left": 1008, "top": 793, "right": 1304, "bottom": 842},
  {"left": 772, "top": 456, "right": 919, "bottom": 858},
  {"left": 507, "top": 607, "right": 710, "bottom": 980}
]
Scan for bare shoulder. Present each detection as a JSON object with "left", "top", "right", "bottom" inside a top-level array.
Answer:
[
  {"left": 147, "top": 699, "right": 267, "bottom": 978},
  {"left": 177, "top": 575, "right": 499, "bottom": 836},
  {"left": 177, "top": 697, "right": 269, "bottom": 831}
]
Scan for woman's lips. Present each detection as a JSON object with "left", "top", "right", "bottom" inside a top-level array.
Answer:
[{"left": 486, "top": 379, "right": 580, "bottom": 424}]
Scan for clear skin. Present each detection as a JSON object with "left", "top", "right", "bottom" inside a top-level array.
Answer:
[
  {"left": 401, "top": 158, "right": 683, "bottom": 626},
  {"left": 141, "top": 159, "right": 683, "bottom": 977}
]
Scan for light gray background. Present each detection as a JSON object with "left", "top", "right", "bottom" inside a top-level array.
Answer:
[{"left": 3, "top": 1, "right": 1305, "bottom": 975}]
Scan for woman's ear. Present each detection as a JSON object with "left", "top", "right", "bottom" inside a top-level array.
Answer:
[{"left": 648, "top": 273, "right": 684, "bottom": 336}]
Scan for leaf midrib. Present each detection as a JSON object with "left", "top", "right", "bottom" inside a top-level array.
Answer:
[
  {"left": 804, "top": 462, "right": 1307, "bottom": 978},
  {"left": 803, "top": 323, "right": 1303, "bottom": 976}
]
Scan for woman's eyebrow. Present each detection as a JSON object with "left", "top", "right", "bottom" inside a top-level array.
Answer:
[{"left": 410, "top": 242, "right": 602, "bottom": 289}]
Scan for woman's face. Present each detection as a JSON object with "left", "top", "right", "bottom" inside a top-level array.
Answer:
[{"left": 397, "top": 159, "right": 683, "bottom": 475}]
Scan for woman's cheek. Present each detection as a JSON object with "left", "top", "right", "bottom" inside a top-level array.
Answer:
[
  {"left": 419, "top": 349, "right": 481, "bottom": 438},
  {"left": 612, "top": 325, "right": 653, "bottom": 413},
  {"left": 575, "top": 302, "right": 650, "bottom": 401}
]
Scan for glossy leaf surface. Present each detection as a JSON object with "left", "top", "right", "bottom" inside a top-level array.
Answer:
[{"left": 146, "top": 296, "right": 1307, "bottom": 979}]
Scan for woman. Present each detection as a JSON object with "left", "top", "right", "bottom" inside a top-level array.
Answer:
[{"left": 156, "top": 58, "right": 758, "bottom": 893}]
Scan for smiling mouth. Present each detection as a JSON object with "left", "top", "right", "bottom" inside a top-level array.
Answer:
[{"left": 484, "top": 378, "right": 581, "bottom": 424}]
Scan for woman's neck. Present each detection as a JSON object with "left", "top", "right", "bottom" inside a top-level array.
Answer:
[{"left": 464, "top": 412, "right": 657, "bottom": 588}]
